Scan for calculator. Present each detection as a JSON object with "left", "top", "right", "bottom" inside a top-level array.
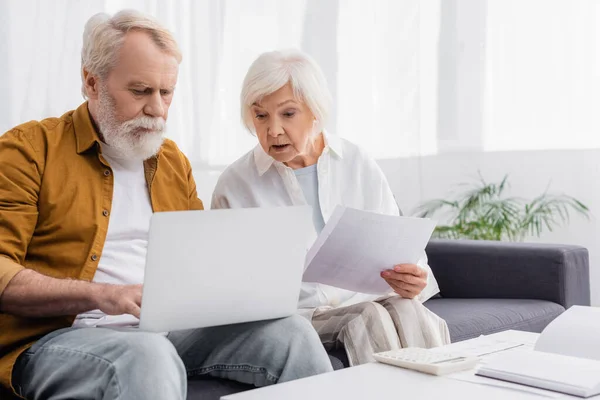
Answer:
[{"left": 373, "top": 347, "right": 480, "bottom": 376}]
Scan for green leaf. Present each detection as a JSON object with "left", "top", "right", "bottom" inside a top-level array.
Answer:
[{"left": 413, "top": 175, "right": 591, "bottom": 241}]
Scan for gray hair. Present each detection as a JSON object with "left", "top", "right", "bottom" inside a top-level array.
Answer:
[
  {"left": 240, "top": 49, "right": 333, "bottom": 134},
  {"left": 81, "top": 10, "right": 182, "bottom": 98}
]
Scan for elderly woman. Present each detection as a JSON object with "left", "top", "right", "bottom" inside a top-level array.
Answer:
[{"left": 211, "top": 49, "right": 450, "bottom": 366}]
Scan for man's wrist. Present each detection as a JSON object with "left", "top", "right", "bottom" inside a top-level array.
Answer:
[{"left": 85, "top": 282, "right": 106, "bottom": 310}]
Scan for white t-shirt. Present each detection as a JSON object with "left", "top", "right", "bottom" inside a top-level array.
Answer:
[
  {"left": 72, "top": 144, "right": 153, "bottom": 328},
  {"left": 211, "top": 131, "right": 440, "bottom": 317}
]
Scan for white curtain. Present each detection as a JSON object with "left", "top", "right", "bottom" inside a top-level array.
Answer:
[
  {"left": 483, "top": 0, "right": 600, "bottom": 152},
  {"left": 0, "top": 0, "right": 428, "bottom": 170},
  {"left": 1, "top": 0, "right": 599, "bottom": 170},
  {"left": 1, "top": 1, "right": 106, "bottom": 131}
]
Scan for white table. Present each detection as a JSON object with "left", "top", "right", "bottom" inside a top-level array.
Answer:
[{"left": 221, "top": 330, "right": 582, "bottom": 400}]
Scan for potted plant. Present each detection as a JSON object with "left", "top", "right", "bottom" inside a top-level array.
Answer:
[{"left": 413, "top": 174, "right": 590, "bottom": 241}]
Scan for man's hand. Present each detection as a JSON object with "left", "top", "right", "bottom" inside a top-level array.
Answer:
[
  {"left": 380, "top": 264, "right": 427, "bottom": 299},
  {"left": 94, "top": 284, "right": 143, "bottom": 319}
]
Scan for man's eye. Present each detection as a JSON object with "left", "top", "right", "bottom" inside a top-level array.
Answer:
[
  {"left": 160, "top": 89, "right": 173, "bottom": 96},
  {"left": 131, "top": 89, "right": 146, "bottom": 95}
]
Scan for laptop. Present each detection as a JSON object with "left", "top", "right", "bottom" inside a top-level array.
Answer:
[{"left": 139, "top": 206, "right": 314, "bottom": 332}]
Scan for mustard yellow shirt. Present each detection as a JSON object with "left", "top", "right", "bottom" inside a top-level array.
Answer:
[{"left": 0, "top": 102, "right": 204, "bottom": 395}]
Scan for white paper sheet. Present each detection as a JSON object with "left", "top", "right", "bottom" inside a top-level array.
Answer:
[
  {"left": 534, "top": 306, "right": 600, "bottom": 361},
  {"left": 302, "top": 206, "right": 436, "bottom": 294},
  {"left": 430, "top": 334, "right": 533, "bottom": 358},
  {"left": 481, "top": 330, "right": 540, "bottom": 347}
]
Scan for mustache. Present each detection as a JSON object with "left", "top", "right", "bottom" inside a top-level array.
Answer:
[{"left": 121, "top": 116, "right": 166, "bottom": 132}]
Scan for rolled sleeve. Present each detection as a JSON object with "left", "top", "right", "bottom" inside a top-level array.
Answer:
[{"left": 0, "top": 257, "right": 24, "bottom": 296}]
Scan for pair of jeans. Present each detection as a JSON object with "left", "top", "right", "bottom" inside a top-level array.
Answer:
[{"left": 11, "top": 315, "right": 333, "bottom": 399}]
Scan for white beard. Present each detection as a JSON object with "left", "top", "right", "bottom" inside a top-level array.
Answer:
[{"left": 95, "top": 85, "right": 166, "bottom": 161}]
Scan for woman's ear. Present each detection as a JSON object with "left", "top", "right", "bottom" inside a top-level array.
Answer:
[{"left": 312, "top": 119, "right": 322, "bottom": 135}]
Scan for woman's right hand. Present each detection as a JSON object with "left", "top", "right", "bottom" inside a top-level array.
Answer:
[{"left": 380, "top": 264, "right": 427, "bottom": 299}]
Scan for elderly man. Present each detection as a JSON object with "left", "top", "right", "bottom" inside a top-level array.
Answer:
[{"left": 0, "top": 10, "right": 332, "bottom": 400}]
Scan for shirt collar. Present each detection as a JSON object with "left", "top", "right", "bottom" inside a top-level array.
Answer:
[
  {"left": 324, "top": 131, "right": 344, "bottom": 159},
  {"left": 253, "top": 130, "right": 344, "bottom": 176},
  {"left": 73, "top": 102, "right": 102, "bottom": 154}
]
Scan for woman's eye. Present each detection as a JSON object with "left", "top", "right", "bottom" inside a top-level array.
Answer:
[
  {"left": 255, "top": 114, "right": 266, "bottom": 120},
  {"left": 283, "top": 112, "right": 296, "bottom": 118}
]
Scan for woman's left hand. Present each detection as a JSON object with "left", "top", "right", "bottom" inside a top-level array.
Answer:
[{"left": 380, "top": 264, "right": 427, "bottom": 299}]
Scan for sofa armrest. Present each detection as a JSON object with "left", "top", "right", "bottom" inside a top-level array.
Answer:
[{"left": 425, "top": 239, "right": 590, "bottom": 309}]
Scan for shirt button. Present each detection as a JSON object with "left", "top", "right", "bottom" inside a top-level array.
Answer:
[
  {"left": 102, "top": 210, "right": 109, "bottom": 217},
  {"left": 104, "top": 169, "right": 111, "bottom": 176},
  {"left": 91, "top": 254, "right": 98, "bottom": 261}
]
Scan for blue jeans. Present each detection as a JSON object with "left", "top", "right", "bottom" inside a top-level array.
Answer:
[{"left": 12, "top": 315, "right": 333, "bottom": 399}]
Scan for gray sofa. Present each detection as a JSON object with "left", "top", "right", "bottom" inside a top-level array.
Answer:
[{"left": 187, "top": 239, "right": 590, "bottom": 400}]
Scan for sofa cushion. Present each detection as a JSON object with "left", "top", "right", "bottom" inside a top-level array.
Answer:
[
  {"left": 424, "top": 298, "right": 565, "bottom": 342},
  {"left": 327, "top": 348, "right": 349, "bottom": 370}
]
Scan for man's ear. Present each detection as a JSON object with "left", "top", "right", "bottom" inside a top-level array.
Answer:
[{"left": 83, "top": 67, "right": 100, "bottom": 100}]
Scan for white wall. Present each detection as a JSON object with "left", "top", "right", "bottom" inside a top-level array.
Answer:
[
  {"left": 378, "top": 149, "right": 600, "bottom": 305},
  {"left": 194, "top": 148, "right": 600, "bottom": 305}
]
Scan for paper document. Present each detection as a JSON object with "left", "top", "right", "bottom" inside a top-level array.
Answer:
[
  {"left": 430, "top": 334, "right": 532, "bottom": 358},
  {"left": 303, "top": 206, "right": 436, "bottom": 294},
  {"left": 480, "top": 330, "right": 539, "bottom": 348}
]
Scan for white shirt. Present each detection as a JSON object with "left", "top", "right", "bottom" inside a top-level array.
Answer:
[
  {"left": 211, "top": 132, "right": 440, "bottom": 315},
  {"left": 72, "top": 144, "right": 153, "bottom": 328}
]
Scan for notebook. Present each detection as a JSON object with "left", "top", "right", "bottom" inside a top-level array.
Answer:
[{"left": 476, "top": 306, "right": 600, "bottom": 398}]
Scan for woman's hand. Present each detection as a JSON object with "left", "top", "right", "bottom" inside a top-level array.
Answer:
[{"left": 380, "top": 264, "right": 427, "bottom": 299}]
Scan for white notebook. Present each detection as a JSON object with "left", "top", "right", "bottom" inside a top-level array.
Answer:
[{"left": 476, "top": 306, "right": 600, "bottom": 398}]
